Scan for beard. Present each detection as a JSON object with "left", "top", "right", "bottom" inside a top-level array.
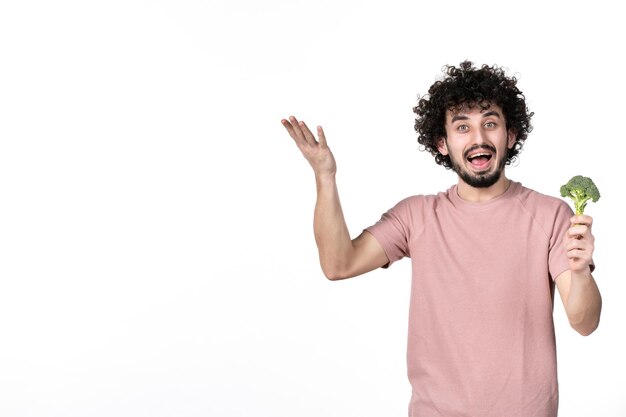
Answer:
[{"left": 448, "top": 144, "right": 508, "bottom": 188}]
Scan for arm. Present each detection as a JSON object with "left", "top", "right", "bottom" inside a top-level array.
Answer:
[
  {"left": 555, "top": 215, "right": 602, "bottom": 336},
  {"left": 281, "top": 116, "right": 388, "bottom": 280}
]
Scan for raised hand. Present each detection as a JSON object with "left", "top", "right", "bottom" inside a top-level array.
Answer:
[{"left": 281, "top": 116, "right": 337, "bottom": 177}]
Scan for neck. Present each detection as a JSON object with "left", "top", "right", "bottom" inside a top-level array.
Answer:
[{"left": 456, "top": 175, "right": 511, "bottom": 203}]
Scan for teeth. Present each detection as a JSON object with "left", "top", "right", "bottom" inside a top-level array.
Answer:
[{"left": 468, "top": 152, "right": 490, "bottom": 159}]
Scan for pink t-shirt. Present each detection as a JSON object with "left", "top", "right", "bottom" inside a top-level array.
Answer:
[{"left": 366, "top": 181, "right": 573, "bottom": 417}]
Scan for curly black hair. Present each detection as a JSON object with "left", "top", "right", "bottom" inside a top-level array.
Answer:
[{"left": 413, "top": 61, "right": 533, "bottom": 169}]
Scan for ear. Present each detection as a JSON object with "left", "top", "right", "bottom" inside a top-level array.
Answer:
[
  {"left": 507, "top": 129, "right": 517, "bottom": 149},
  {"left": 436, "top": 137, "right": 449, "bottom": 155}
]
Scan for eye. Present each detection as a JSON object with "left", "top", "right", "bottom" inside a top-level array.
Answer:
[
  {"left": 484, "top": 121, "right": 497, "bottom": 128},
  {"left": 457, "top": 124, "right": 469, "bottom": 132}
]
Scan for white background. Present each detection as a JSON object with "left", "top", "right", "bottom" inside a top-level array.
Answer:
[{"left": 1, "top": 1, "right": 624, "bottom": 416}]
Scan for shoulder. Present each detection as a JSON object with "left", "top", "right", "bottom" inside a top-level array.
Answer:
[
  {"left": 511, "top": 183, "right": 574, "bottom": 239},
  {"left": 389, "top": 191, "right": 446, "bottom": 214},
  {"left": 513, "top": 182, "right": 572, "bottom": 216},
  {"left": 376, "top": 193, "right": 439, "bottom": 230}
]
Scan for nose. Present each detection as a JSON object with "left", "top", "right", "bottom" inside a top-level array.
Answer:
[{"left": 471, "top": 128, "right": 487, "bottom": 145}]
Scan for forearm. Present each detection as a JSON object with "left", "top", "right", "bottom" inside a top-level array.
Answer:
[
  {"left": 281, "top": 116, "right": 368, "bottom": 279},
  {"left": 565, "top": 270, "right": 602, "bottom": 336},
  {"left": 313, "top": 174, "right": 354, "bottom": 279}
]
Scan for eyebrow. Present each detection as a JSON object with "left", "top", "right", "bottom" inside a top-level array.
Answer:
[{"left": 450, "top": 110, "right": 502, "bottom": 123}]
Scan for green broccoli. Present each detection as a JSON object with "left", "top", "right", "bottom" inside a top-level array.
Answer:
[{"left": 560, "top": 175, "right": 600, "bottom": 215}]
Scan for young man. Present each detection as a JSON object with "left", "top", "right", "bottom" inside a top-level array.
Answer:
[{"left": 281, "top": 61, "right": 601, "bottom": 417}]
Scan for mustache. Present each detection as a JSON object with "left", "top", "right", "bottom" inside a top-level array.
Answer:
[{"left": 464, "top": 145, "right": 497, "bottom": 159}]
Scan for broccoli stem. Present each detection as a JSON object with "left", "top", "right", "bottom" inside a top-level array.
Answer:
[{"left": 570, "top": 190, "right": 590, "bottom": 215}]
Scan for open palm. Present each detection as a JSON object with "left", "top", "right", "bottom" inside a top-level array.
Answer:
[{"left": 281, "top": 116, "right": 337, "bottom": 177}]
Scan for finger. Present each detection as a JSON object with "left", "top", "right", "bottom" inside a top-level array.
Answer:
[
  {"left": 284, "top": 116, "right": 309, "bottom": 145},
  {"left": 568, "top": 224, "right": 587, "bottom": 235},
  {"left": 289, "top": 116, "right": 310, "bottom": 144},
  {"left": 566, "top": 239, "right": 589, "bottom": 252},
  {"left": 298, "top": 120, "right": 318, "bottom": 145},
  {"left": 568, "top": 224, "right": 590, "bottom": 239},
  {"left": 570, "top": 215, "right": 593, "bottom": 227},
  {"left": 566, "top": 249, "right": 586, "bottom": 261},
  {"left": 567, "top": 250, "right": 593, "bottom": 266},
  {"left": 566, "top": 244, "right": 592, "bottom": 256},
  {"left": 566, "top": 238, "right": 594, "bottom": 260},
  {"left": 566, "top": 249, "right": 581, "bottom": 258},
  {"left": 317, "top": 126, "right": 328, "bottom": 147},
  {"left": 281, "top": 119, "right": 297, "bottom": 138}
]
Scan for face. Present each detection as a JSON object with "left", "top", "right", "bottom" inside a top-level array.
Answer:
[{"left": 437, "top": 104, "right": 516, "bottom": 188}]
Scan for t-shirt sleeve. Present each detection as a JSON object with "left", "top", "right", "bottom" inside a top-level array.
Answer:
[
  {"left": 548, "top": 201, "right": 575, "bottom": 280},
  {"left": 364, "top": 197, "right": 414, "bottom": 268}
]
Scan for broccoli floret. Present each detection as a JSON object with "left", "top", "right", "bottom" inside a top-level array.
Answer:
[{"left": 560, "top": 175, "right": 600, "bottom": 215}]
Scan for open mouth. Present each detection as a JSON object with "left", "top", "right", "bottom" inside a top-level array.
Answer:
[{"left": 466, "top": 149, "right": 494, "bottom": 170}]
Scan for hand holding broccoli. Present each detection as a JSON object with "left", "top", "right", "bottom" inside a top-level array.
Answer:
[
  {"left": 560, "top": 176, "right": 599, "bottom": 275},
  {"left": 560, "top": 175, "right": 600, "bottom": 215}
]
